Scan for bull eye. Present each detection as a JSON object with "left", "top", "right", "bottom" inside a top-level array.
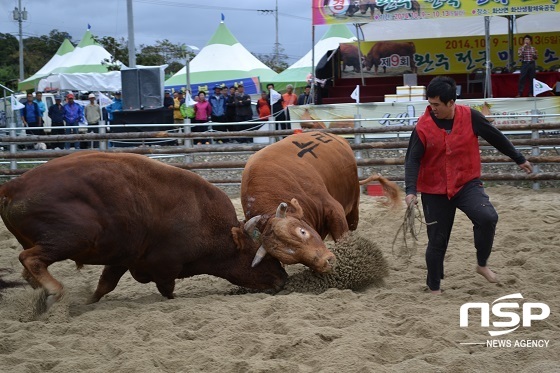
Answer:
[{"left": 299, "top": 228, "right": 307, "bottom": 237}]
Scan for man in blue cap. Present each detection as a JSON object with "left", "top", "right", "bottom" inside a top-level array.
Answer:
[{"left": 105, "top": 91, "right": 123, "bottom": 122}]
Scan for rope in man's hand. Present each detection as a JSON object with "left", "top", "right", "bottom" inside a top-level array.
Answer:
[{"left": 391, "top": 198, "right": 436, "bottom": 260}]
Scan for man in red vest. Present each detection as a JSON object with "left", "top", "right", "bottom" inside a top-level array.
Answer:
[{"left": 404, "top": 76, "right": 533, "bottom": 294}]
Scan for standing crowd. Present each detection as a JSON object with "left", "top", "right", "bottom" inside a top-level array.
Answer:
[{"left": 20, "top": 91, "right": 123, "bottom": 150}]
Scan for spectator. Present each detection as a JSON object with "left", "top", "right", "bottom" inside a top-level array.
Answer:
[
  {"left": 180, "top": 90, "right": 196, "bottom": 121},
  {"left": 173, "top": 90, "right": 185, "bottom": 124},
  {"left": 20, "top": 92, "right": 44, "bottom": 149},
  {"left": 63, "top": 93, "right": 85, "bottom": 150},
  {"left": 297, "top": 85, "right": 312, "bottom": 105},
  {"left": 163, "top": 89, "right": 174, "bottom": 109},
  {"left": 282, "top": 84, "right": 298, "bottom": 108},
  {"left": 281, "top": 84, "right": 298, "bottom": 128},
  {"left": 267, "top": 83, "right": 285, "bottom": 129},
  {"left": 225, "top": 85, "right": 237, "bottom": 123},
  {"left": 47, "top": 95, "right": 65, "bottom": 149},
  {"left": 209, "top": 84, "right": 227, "bottom": 123},
  {"left": 34, "top": 91, "right": 46, "bottom": 118},
  {"left": 234, "top": 83, "right": 253, "bottom": 143},
  {"left": 84, "top": 93, "right": 101, "bottom": 148},
  {"left": 105, "top": 91, "right": 123, "bottom": 123},
  {"left": 257, "top": 91, "right": 271, "bottom": 120},
  {"left": 193, "top": 91, "right": 212, "bottom": 144}
]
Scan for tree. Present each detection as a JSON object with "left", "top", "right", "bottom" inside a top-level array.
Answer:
[
  {"left": 97, "top": 36, "right": 129, "bottom": 65},
  {"left": 0, "top": 33, "right": 19, "bottom": 67},
  {"left": 253, "top": 44, "right": 289, "bottom": 73},
  {"left": 137, "top": 39, "right": 187, "bottom": 76},
  {"left": 23, "top": 29, "right": 73, "bottom": 77}
]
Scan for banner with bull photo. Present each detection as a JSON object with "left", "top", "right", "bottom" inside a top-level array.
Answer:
[
  {"left": 313, "top": 0, "right": 559, "bottom": 25},
  {"left": 288, "top": 96, "right": 560, "bottom": 136},
  {"left": 340, "top": 31, "right": 560, "bottom": 77}
]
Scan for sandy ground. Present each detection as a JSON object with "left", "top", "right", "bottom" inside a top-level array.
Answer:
[{"left": 0, "top": 186, "right": 559, "bottom": 372}]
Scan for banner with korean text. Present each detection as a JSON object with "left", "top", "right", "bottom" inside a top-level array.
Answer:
[
  {"left": 289, "top": 97, "right": 560, "bottom": 134},
  {"left": 313, "top": 0, "right": 560, "bottom": 26},
  {"left": 339, "top": 32, "right": 560, "bottom": 76}
]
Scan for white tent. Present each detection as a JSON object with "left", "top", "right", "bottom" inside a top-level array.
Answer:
[
  {"left": 38, "top": 71, "right": 122, "bottom": 92},
  {"left": 36, "top": 30, "right": 124, "bottom": 92},
  {"left": 165, "top": 21, "right": 277, "bottom": 92},
  {"left": 270, "top": 24, "right": 357, "bottom": 91}
]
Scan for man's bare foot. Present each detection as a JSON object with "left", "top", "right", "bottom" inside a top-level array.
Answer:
[
  {"left": 476, "top": 266, "right": 499, "bottom": 283},
  {"left": 430, "top": 289, "right": 443, "bottom": 295}
]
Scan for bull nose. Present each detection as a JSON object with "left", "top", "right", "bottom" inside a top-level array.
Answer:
[{"left": 316, "top": 253, "right": 336, "bottom": 274}]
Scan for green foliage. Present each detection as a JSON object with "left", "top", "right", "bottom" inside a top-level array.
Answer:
[
  {"left": 96, "top": 36, "right": 129, "bottom": 65},
  {"left": 253, "top": 44, "right": 289, "bottom": 73}
]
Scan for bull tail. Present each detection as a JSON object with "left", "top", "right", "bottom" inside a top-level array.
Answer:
[{"left": 360, "top": 174, "right": 402, "bottom": 209}]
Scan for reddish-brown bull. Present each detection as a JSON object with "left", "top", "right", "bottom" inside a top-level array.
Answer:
[
  {"left": 364, "top": 41, "right": 417, "bottom": 74},
  {"left": 0, "top": 152, "right": 287, "bottom": 309},
  {"left": 340, "top": 43, "right": 362, "bottom": 73},
  {"left": 241, "top": 131, "right": 400, "bottom": 271}
]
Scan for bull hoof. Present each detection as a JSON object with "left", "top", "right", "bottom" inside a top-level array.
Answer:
[{"left": 45, "top": 292, "right": 62, "bottom": 311}]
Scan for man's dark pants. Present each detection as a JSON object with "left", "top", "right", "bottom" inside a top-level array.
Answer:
[
  {"left": 420, "top": 179, "right": 498, "bottom": 291},
  {"left": 518, "top": 61, "right": 536, "bottom": 96}
]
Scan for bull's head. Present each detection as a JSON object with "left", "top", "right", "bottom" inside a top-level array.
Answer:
[{"left": 244, "top": 198, "right": 336, "bottom": 273}]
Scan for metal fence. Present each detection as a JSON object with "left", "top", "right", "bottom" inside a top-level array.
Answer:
[{"left": 0, "top": 116, "right": 559, "bottom": 187}]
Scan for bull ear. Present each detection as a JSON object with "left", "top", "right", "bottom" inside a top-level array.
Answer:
[
  {"left": 276, "top": 202, "right": 288, "bottom": 218},
  {"left": 289, "top": 198, "right": 304, "bottom": 219},
  {"left": 231, "top": 226, "right": 244, "bottom": 250},
  {"left": 244, "top": 215, "right": 262, "bottom": 241}
]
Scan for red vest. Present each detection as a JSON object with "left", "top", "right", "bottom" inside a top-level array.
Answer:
[{"left": 416, "top": 105, "right": 481, "bottom": 199}]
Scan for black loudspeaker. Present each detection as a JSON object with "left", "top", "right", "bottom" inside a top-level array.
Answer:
[
  {"left": 121, "top": 68, "right": 164, "bottom": 110},
  {"left": 138, "top": 68, "right": 163, "bottom": 109},
  {"left": 121, "top": 69, "right": 141, "bottom": 110}
]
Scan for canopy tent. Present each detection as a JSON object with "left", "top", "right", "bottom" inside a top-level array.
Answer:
[
  {"left": 34, "top": 30, "right": 124, "bottom": 92},
  {"left": 165, "top": 21, "right": 278, "bottom": 93},
  {"left": 38, "top": 71, "right": 122, "bottom": 92},
  {"left": 48, "top": 30, "right": 119, "bottom": 75},
  {"left": 18, "top": 38, "right": 75, "bottom": 91},
  {"left": 269, "top": 24, "right": 356, "bottom": 92}
]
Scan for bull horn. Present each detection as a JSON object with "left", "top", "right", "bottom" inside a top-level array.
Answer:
[
  {"left": 276, "top": 202, "right": 288, "bottom": 218},
  {"left": 244, "top": 215, "right": 262, "bottom": 241},
  {"left": 251, "top": 245, "right": 267, "bottom": 268}
]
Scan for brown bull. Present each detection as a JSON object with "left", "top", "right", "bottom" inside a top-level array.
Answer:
[
  {"left": 340, "top": 43, "right": 362, "bottom": 73},
  {"left": 241, "top": 131, "right": 400, "bottom": 270},
  {"left": 0, "top": 152, "right": 287, "bottom": 309},
  {"left": 364, "top": 41, "right": 417, "bottom": 74}
]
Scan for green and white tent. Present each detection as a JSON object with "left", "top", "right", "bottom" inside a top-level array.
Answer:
[
  {"left": 268, "top": 25, "right": 356, "bottom": 92},
  {"left": 165, "top": 21, "right": 278, "bottom": 91},
  {"left": 18, "top": 38, "right": 75, "bottom": 91},
  {"left": 36, "top": 30, "right": 123, "bottom": 92}
]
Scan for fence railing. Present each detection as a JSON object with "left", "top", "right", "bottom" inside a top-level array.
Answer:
[{"left": 0, "top": 119, "right": 559, "bottom": 185}]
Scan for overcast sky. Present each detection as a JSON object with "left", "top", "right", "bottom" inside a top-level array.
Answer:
[{"left": 1, "top": 0, "right": 338, "bottom": 64}]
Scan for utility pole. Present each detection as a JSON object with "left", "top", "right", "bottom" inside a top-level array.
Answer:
[
  {"left": 257, "top": 0, "right": 279, "bottom": 66},
  {"left": 274, "top": 0, "right": 279, "bottom": 66},
  {"left": 12, "top": 0, "right": 28, "bottom": 82},
  {"left": 126, "top": 0, "right": 136, "bottom": 68}
]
